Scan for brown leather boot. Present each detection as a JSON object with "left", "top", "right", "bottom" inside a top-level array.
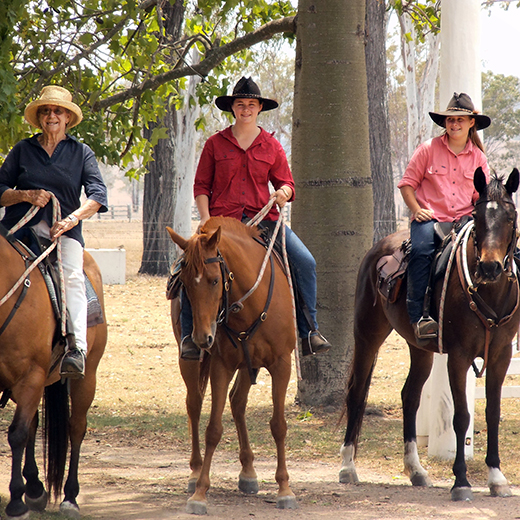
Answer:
[
  {"left": 301, "top": 331, "right": 332, "bottom": 356},
  {"left": 180, "top": 336, "right": 200, "bottom": 360}
]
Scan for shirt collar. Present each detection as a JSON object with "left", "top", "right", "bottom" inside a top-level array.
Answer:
[{"left": 440, "top": 132, "right": 474, "bottom": 155}]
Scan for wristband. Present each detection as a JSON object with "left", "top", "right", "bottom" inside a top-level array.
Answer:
[
  {"left": 280, "top": 186, "right": 290, "bottom": 199},
  {"left": 66, "top": 214, "right": 79, "bottom": 226}
]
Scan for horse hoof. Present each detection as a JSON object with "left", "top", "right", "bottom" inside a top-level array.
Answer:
[
  {"left": 5, "top": 512, "right": 30, "bottom": 520},
  {"left": 25, "top": 489, "right": 48, "bottom": 511},
  {"left": 276, "top": 494, "right": 298, "bottom": 509},
  {"left": 60, "top": 500, "right": 81, "bottom": 519},
  {"left": 186, "top": 499, "right": 207, "bottom": 515},
  {"left": 451, "top": 486, "right": 473, "bottom": 501},
  {"left": 187, "top": 478, "right": 197, "bottom": 494},
  {"left": 490, "top": 483, "right": 512, "bottom": 497},
  {"left": 410, "top": 473, "right": 432, "bottom": 487},
  {"left": 339, "top": 468, "right": 359, "bottom": 484},
  {"left": 238, "top": 475, "right": 259, "bottom": 494}
]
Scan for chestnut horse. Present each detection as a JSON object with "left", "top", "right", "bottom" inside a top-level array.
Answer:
[
  {"left": 167, "top": 216, "right": 297, "bottom": 515},
  {"left": 340, "top": 168, "right": 520, "bottom": 501},
  {"left": 0, "top": 233, "right": 107, "bottom": 519}
]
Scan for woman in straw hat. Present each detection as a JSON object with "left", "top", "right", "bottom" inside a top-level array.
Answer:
[
  {"left": 397, "top": 92, "right": 491, "bottom": 347},
  {"left": 0, "top": 85, "right": 108, "bottom": 378},
  {"left": 179, "top": 76, "right": 332, "bottom": 360}
]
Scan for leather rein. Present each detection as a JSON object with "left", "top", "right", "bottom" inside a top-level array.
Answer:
[
  {"left": 455, "top": 200, "right": 519, "bottom": 377},
  {"left": 203, "top": 248, "right": 276, "bottom": 385}
]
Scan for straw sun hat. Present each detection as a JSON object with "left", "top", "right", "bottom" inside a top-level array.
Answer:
[{"left": 24, "top": 85, "right": 83, "bottom": 129}]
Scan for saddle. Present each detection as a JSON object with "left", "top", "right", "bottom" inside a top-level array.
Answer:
[{"left": 376, "top": 218, "right": 471, "bottom": 308}]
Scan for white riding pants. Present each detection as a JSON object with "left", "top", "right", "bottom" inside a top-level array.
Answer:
[{"left": 31, "top": 221, "right": 87, "bottom": 353}]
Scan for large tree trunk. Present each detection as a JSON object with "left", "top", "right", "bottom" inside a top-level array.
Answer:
[
  {"left": 292, "top": 0, "right": 373, "bottom": 407},
  {"left": 365, "top": 0, "right": 395, "bottom": 243},
  {"left": 139, "top": 0, "right": 185, "bottom": 275}
]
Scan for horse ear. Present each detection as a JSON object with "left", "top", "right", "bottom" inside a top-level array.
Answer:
[
  {"left": 505, "top": 168, "right": 520, "bottom": 195},
  {"left": 206, "top": 226, "right": 222, "bottom": 250},
  {"left": 473, "top": 167, "right": 487, "bottom": 195},
  {"left": 166, "top": 226, "right": 188, "bottom": 251}
]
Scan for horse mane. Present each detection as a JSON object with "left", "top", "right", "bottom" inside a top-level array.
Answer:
[
  {"left": 485, "top": 172, "right": 508, "bottom": 202},
  {"left": 183, "top": 216, "right": 260, "bottom": 279}
]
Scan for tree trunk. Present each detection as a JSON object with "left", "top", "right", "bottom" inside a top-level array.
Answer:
[
  {"left": 365, "top": 0, "right": 395, "bottom": 243},
  {"left": 292, "top": 0, "right": 373, "bottom": 407},
  {"left": 139, "top": 0, "right": 185, "bottom": 275}
]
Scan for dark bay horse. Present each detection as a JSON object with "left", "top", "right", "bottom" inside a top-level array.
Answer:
[
  {"left": 340, "top": 168, "right": 520, "bottom": 501},
  {"left": 167, "top": 216, "right": 297, "bottom": 515},
  {"left": 0, "top": 238, "right": 107, "bottom": 519}
]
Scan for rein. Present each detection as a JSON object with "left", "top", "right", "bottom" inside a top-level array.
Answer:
[
  {"left": 453, "top": 221, "right": 520, "bottom": 377},
  {"left": 0, "top": 194, "right": 67, "bottom": 337}
]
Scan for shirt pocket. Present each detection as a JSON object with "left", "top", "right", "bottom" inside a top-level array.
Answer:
[
  {"left": 426, "top": 163, "right": 448, "bottom": 176},
  {"left": 250, "top": 147, "right": 275, "bottom": 182},
  {"left": 214, "top": 148, "right": 241, "bottom": 178}
]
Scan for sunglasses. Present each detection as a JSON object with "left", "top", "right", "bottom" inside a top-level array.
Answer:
[{"left": 38, "top": 107, "right": 68, "bottom": 117}]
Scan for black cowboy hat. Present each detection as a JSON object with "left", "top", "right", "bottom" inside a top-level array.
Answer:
[
  {"left": 215, "top": 77, "right": 279, "bottom": 113},
  {"left": 429, "top": 92, "right": 491, "bottom": 130}
]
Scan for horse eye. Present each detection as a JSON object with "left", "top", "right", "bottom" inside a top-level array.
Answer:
[{"left": 212, "top": 278, "right": 219, "bottom": 286}]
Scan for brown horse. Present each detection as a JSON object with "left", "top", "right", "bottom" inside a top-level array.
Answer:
[
  {"left": 340, "top": 168, "right": 520, "bottom": 501},
  {"left": 167, "top": 216, "right": 297, "bottom": 515},
  {"left": 0, "top": 235, "right": 107, "bottom": 519}
]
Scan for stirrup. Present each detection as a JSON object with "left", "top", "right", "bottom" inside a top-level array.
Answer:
[{"left": 414, "top": 317, "right": 438, "bottom": 340}]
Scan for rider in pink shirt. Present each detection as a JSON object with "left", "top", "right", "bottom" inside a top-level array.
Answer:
[{"left": 397, "top": 93, "right": 491, "bottom": 346}]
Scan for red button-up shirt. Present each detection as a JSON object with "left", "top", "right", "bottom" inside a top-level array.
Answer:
[
  {"left": 397, "top": 134, "right": 489, "bottom": 222},
  {"left": 194, "top": 126, "right": 295, "bottom": 221}
]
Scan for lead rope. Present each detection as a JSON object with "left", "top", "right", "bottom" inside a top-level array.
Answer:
[
  {"left": 247, "top": 199, "right": 301, "bottom": 381},
  {"left": 3, "top": 194, "right": 67, "bottom": 336},
  {"left": 438, "top": 220, "right": 474, "bottom": 353}
]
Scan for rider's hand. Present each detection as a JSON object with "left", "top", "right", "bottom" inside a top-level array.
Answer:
[
  {"left": 25, "top": 189, "right": 51, "bottom": 208},
  {"left": 271, "top": 187, "right": 291, "bottom": 209},
  {"left": 414, "top": 208, "right": 435, "bottom": 222}
]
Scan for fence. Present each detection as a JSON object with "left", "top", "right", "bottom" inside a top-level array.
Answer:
[{"left": 97, "top": 205, "right": 134, "bottom": 222}]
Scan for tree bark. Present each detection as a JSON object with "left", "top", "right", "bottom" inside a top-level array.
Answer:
[
  {"left": 365, "top": 0, "right": 395, "bottom": 243},
  {"left": 139, "top": 0, "right": 185, "bottom": 275},
  {"left": 292, "top": 0, "right": 373, "bottom": 407}
]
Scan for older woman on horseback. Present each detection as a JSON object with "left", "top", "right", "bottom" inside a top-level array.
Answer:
[
  {"left": 0, "top": 85, "right": 108, "bottom": 378},
  {"left": 398, "top": 93, "right": 491, "bottom": 346},
  {"left": 180, "top": 76, "right": 331, "bottom": 360}
]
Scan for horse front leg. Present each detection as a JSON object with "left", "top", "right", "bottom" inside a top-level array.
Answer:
[
  {"left": 268, "top": 355, "right": 297, "bottom": 510},
  {"left": 402, "top": 345, "right": 433, "bottom": 487},
  {"left": 484, "top": 346, "right": 512, "bottom": 497},
  {"left": 22, "top": 412, "right": 48, "bottom": 512},
  {"left": 186, "top": 360, "right": 234, "bottom": 516},
  {"left": 180, "top": 358, "right": 205, "bottom": 494},
  {"left": 229, "top": 368, "right": 257, "bottom": 494},
  {"left": 448, "top": 355, "right": 473, "bottom": 501}
]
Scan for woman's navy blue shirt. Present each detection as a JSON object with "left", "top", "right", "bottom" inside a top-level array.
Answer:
[{"left": 0, "top": 134, "right": 108, "bottom": 246}]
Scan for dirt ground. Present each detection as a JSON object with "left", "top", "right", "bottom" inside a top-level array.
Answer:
[{"left": 1, "top": 220, "right": 520, "bottom": 519}]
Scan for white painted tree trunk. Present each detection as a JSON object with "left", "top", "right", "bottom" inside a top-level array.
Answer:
[
  {"left": 417, "top": 0, "right": 482, "bottom": 460},
  {"left": 172, "top": 51, "right": 201, "bottom": 245},
  {"left": 418, "top": 31, "right": 440, "bottom": 141}
]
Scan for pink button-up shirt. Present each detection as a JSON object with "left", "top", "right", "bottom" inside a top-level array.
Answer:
[{"left": 397, "top": 134, "right": 489, "bottom": 222}]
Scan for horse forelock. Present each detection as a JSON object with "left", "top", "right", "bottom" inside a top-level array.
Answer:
[
  {"left": 183, "top": 236, "right": 206, "bottom": 280},
  {"left": 485, "top": 173, "right": 509, "bottom": 203}
]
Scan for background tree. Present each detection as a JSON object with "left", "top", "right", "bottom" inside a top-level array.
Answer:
[
  {"left": 292, "top": 0, "right": 372, "bottom": 407},
  {"left": 365, "top": 0, "right": 395, "bottom": 243}
]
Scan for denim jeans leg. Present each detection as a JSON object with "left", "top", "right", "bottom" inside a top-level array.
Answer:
[
  {"left": 180, "top": 289, "right": 193, "bottom": 339},
  {"left": 285, "top": 225, "right": 319, "bottom": 336},
  {"left": 407, "top": 219, "right": 436, "bottom": 323}
]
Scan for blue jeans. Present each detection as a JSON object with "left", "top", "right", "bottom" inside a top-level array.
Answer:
[
  {"left": 407, "top": 219, "right": 436, "bottom": 324},
  {"left": 180, "top": 224, "right": 319, "bottom": 339}
]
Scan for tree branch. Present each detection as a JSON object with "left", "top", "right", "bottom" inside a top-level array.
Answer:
[{"left": 92, "top": 15, "right": 296, "bottom": 111}]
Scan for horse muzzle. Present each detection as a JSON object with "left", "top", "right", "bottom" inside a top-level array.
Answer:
[
  {"left": 475, "top": 259, "right": 504, "bottom": 284},
  {"left": 192, "top": 322, "right": 218, "bottom": 351}
]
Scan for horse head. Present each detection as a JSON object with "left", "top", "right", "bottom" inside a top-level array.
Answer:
[
  {"left": 472, "top": 167, "right": 519, "bottom": 283},
  {"left": 167, "top": 225, "right": 224, "bottom": 351}
]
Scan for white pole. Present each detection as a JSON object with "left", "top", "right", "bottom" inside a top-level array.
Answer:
[{"left": 418, "top": 0, "right": 481, "bottom": 460}]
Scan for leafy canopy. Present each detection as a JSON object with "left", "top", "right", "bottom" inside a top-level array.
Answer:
[{"left": 0, "top": 0, "right": 295, "bottom": 177}]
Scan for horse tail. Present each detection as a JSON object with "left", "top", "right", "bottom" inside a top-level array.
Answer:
[
  {"left": 43, "top": 380, "right": 69, "bottom": 501},
  {"left": 199, "top": 353, "right": 211, "bottom": 396},
  {"left": 339, "top": 355, "right": 378, "bottom": 451}
]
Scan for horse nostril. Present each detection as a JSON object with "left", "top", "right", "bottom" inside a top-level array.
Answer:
[
  {"left": 479, "top": 260, "right": 503, "bottom": 280},
  {"left": 207, "top": 335, "right": 214, "bottom": 347}
]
